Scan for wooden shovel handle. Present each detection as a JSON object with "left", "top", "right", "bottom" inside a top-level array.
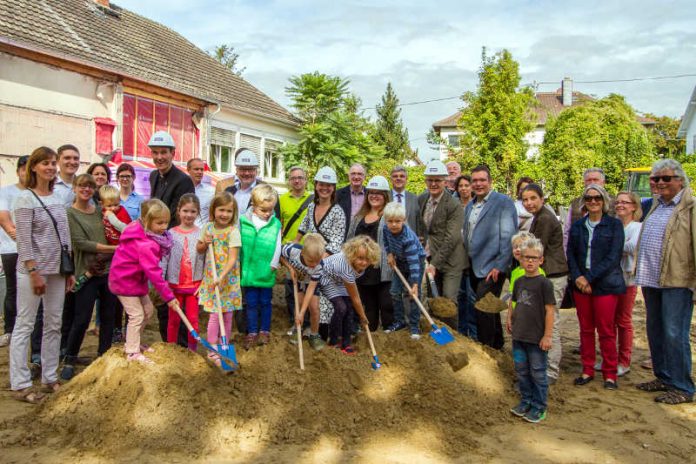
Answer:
[
  {"left": 392, "top": 265, "right": 436, "bottom": 326},
  {"left": 364, "top": 325, "right": 378, "bottom": 358},
  {"left": 207, "top": 244, "right": 228, "bottom": 339},
  {"left": 292, "top": 278, "right": 305, "bottom": 370}
]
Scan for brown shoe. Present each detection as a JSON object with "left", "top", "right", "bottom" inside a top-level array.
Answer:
[
  {"left": 244, "top": 334, "right": 258, "bottom": 350},
  {"left": 258, "top": 332, "right": 271, "bottom": 345},
  {"left": 641, "top": 358, "right": 653, "bottom": 370}
]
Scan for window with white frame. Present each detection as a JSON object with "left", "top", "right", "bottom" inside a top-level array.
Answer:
[
  {"left": 209, "top": 127, "right": 236, "bottom": 173},
  {"left": 264, "top": 140, "right": 283, "bottom": 180}
]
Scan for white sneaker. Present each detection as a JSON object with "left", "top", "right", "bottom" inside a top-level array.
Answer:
[
  {"left": 594, "top": 360, "right": 602, "bottom": 371},
  {"left": 410, "top": 333, "right": 421, "bottom": 340},
  {"left": 617, "top": 365, "right": 631, "bottom": 377},
  {"left": 0, "top": 333, "right": 10, "bottom": 347}
]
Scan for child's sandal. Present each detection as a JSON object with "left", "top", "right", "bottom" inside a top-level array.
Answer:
[
  {"left": 14, "top": 387, "right": 45, "bottom": 404},
  {"left": 41, "top": 382, "right": 61, "bottom": 394}
]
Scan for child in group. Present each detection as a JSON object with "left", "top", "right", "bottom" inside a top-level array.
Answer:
[
  {"left": 162, "top": 194, "right": 205, "bottom": 352},
  {"left": 108, "top": 199, "right": 179, "bottom": 364},
  {"left": 507, "top": 231, "right": 545, "bottom": 304},
  {"left": 382, "top": 202, "right": 426, "bottom": 339},
  {"left": 321, "top": 235, "right": 378, "bottom": 354},
  {"left": 196, "top": 192, "right": 242, "bottom": 362},
  {"left": 505, "top": 238, "right": 555, "bottom": 423},
  {"left": 280, "top": 233, "right": 327, "bottom": 350},
  {"left": 239, "top": 184, "right": 282, "bottom": 349}
]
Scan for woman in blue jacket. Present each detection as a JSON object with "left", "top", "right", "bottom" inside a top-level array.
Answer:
[{"left": 567, "top": 184, "right": 625, "bottom": 390}]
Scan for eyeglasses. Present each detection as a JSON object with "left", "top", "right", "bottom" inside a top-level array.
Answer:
[
  {"left": 425, "top": 179, "right": 444, "bottom": 184},
  {"left": 118, "top": 175, "right": 133, "bottom": 180},
  {"left": 615, "top": 200, "right": 634, "bottom": 205},
  {"left": 368, "top": 191, "right": 385, "bottom": 196},
  {"left": 649, "top": 175, "right": 680, "bottom": 183},
  {"left": 521, "top": 255, "right": 541, "bottom": 261},
  {"left": 288, "top": 176, "right": 306, "bottom": 181},
  {"left": 583, "top": 195, "right": 603, "bottom": 203}
]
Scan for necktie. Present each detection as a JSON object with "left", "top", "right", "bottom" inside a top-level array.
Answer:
[{"left": 397, "top": 193, "right": 403, "bottom": 204}]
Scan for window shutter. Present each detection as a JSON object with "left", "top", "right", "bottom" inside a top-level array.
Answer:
[
  {"left": 239, "top": 134, "right": 261, "bottom": 156},
  {"left": 211, "top": 127, "right": 236, "bottom": 148}
]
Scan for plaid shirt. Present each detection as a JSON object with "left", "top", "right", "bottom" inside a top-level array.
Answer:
[{"left": 635, "top": 190, "right": 684, "bottom": 288}]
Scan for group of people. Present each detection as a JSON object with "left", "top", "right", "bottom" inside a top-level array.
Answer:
[{"left": 0, "top": 130, "right": 693, "bottom": 423}]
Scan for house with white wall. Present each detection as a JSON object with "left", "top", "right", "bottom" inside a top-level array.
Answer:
[
  {"left": 677, "top": 85, "right": 696, "bottom": 154},
  {"left": 432, "top": 78, "right": 655, "bottom": 160},
  {"left": 0, "top": 0, "right": 298, "bottom": 191}
]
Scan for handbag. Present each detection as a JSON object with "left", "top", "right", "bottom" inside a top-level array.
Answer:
[{"left": 29, "top": 189, "right": 75, "bottom": 275}]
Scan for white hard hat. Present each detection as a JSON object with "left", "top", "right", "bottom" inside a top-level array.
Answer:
[
  {"left": 148, "top": 131, "right": 176, "bottom": 148},
  {"left": 235, "top": 148, "right": 259, "bottom": 167},
  {"left": 314, "top": 166, "right": 337, "bottom": 184},
  {"left": 424, "top": 159, "right": 447, "bottom": 176},
  {"left": 366, "top": 175, "right": 390, "bottom": 191}
]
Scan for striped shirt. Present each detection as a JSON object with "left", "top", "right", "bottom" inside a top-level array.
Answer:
[
  {"left": 382, "top": 223, "right": 425, "bottom": 285},
  {"left": 15, "top": 190, "right": 71, "bottom": 275},
  {"left": 320, "top": 252, "right": 363, "bottom": 299},
  {"left": 635, "top": 190, "right": 684, "bottom": 288},
  {"left": 281, "top": 243, "right": 324, "bottom": 283}
]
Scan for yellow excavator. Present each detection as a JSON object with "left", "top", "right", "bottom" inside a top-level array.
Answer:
[{"left": 624, "top": 167, "right": 652, "bottom": 198}]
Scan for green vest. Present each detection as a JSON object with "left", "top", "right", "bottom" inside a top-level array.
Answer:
[{"left": 240, "top": 214, "right": 281, "bottom": 288}]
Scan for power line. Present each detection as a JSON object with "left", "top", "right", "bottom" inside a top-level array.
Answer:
[{"left": 362, "top": 72, "right": 696, "bottom": 111}]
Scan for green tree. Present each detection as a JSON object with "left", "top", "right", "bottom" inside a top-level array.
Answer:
[
  {"left": 209, "top": 44, "right": 245, "bottom": 76},
  {"left": 538, "top": 94, "right": 656, "bottom": 206},
  {"left": 373, "top": 83, "right": 414, "bottom": 162},
  {"left": 456, "top": 48, "right": 536, "bottom": 193},
  {"left": 280, "top": 72, "right": 385, "bottom": 184},
  {"left": 644, "top": 113, "right": 690, "bottom": 162}
]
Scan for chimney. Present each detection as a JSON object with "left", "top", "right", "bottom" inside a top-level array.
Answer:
[
  {"left": 94, "top": 0, "right": 110, "bottom": 6},
  {"left": 562, "top": 77, "right": 573, "bottom": 107}
]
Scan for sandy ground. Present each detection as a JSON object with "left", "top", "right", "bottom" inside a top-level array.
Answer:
[{"left": 0, "top": 290, "right": 695, "bottom": 463}]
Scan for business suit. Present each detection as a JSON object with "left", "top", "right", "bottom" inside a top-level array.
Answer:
[
  {"left": 463, "top": 190, "right": 517, "bottom": 349},
  {"left": 418, "top": 191, "right": 466, "bottom": 304},
  {"left": 393, "top": 189, "right": 425, "bottom": 239},
  {"left": 336, "top": 185, "right": 364, "bottom": 238},
  {"left": 149, "top": 166, "right": 195, "bottom": 228}
]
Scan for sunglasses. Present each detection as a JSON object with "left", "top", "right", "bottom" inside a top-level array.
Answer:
[
  {"left": 583, "top": 195, "right": 603, "bottom": 203},
  {"left": 649, "top": 175, "right": 680, "bottom": 183}
]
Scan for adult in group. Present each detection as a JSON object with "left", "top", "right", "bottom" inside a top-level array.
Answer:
[
  {"left": 224, "top": 148, "right": 268, "bottom": 215},
  {"left": 279, "top": 166, "right": 313, "bottom": 326},
  {"left": 567, "top": 184, "right": 624, "bottom": 390},
  {"left": 455, "top": 175, "right": 472, "bottom": 208},
  {"left": 454, "top": 174, "right": 476, "bottom": 339},
  {"left": 419, "top": 160, "right": 466, "bottom": 310},
  {"left": 53, "top": 144, "right": 81, "bottom": 207},
  {"left": 347, "top": 176, "right": 393, "bottom": 332},
  {"left": 10, "top": 147, "right": 74, "bottom": 403},
  {"left": 606, "top": 191, "right": 642, "bottom": 377},
  {"left": 390, "top": 165, "right": 424, "bottom": 238},
  {"left": 187, "top": 158, "right": 215, "bottom": 227},
  {"left": 60, "top": 174, "right": 118, "bottom": 380},
  {"left": 0, "top": 156, "right": 43, "bottom": 362},
  {"left": 116, "top": 163, "right": 143, "bottom": 220},
  {"left": 87, "top": 162, "right": 111, "bottom": 203},
  {"left": 446, "top": 161, "right": 461, "bottom": 194},
  {"left": 515, "top": 177, "right": 535, "bottom": 231},
  {"left": 148, "top": 131, "right": 195, "bottom": 228},
  {"left": 336, "top": 163, "right": 366, "bottom": 235},
  {"left": 462, "top": 165, "right": 517, "bottom": 350},
  {"left": 521, "top": 183, "right": 569, "bottom": 383},
  {"left": 563, "top": 168, "right": 614, "bottom": 249},
  {"left": 635, "top": 159, "right": 695, "bottom": 404}
]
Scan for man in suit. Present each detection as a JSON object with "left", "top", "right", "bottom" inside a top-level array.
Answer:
[
  {"left": 390, "top": 165, "right": 424, "bottom": 239},
  {"left": 446, "top": 161, "right": 461, "bottom": 195},
  {"left": 462, "top": 165, "right": 517, "bottom": 349},
  {"left": 336, "top": 163, "right": 366, "bottom": 236},
  {"left": 418, "top": 160, "right": 466, "bottom": 306},
  {"left": 148, "top": 131, "right": 195, "bottom": 228}
]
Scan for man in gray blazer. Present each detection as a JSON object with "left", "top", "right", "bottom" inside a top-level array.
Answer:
[
  {"left": 462, "top": 165, "right": 517, "bottom": 350},
  {"left": 390, "top": 165, "right": 425, "bottom": 240},
  {"left": 418, "top": 160, "right": 467, "bottom": 305}
]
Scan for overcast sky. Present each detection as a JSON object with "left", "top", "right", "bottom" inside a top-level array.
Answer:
[{"left": 116, "top": 0, "right": 696, "bottom": 158}]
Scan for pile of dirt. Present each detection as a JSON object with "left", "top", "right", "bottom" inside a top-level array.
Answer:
[
  {"left": 21, "top": 328, "right": 515, "bottom": 458},
  {"left": 428, "top": 297, "right": 458, "bottom": 319}
]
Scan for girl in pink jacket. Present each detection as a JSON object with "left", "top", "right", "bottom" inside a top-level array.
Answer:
[{"left": 108, "top": 199, "right": 180, "bottom": 364}]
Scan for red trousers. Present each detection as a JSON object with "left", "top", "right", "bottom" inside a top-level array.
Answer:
[
  {"left": 167, "top": 293, "right": 199, "bottom": 351},
  {"left": 615, "top": 286, "right": 637, "bottom": 367},
  {"left": 574, "top": 291, "right": 619, "bottom": 381}
]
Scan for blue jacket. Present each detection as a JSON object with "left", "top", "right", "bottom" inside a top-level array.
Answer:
[
  {"left": 567, "top": 214, "right": 626, "bottom": 295},
  {"left": 463, "top": 191, "right": 518, "bottom": 278}
]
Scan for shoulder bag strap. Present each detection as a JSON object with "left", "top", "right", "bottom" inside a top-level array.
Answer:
[
  {"left": 28, "top": 189, "right": 66, "bottom": 248},
  {"left": 282, "top": 194, "right": 314, "bottom": 240}
]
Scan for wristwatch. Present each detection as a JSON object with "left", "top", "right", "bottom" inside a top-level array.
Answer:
[{"left": 27, "top": 266, "right": 38, "bottom": 273}]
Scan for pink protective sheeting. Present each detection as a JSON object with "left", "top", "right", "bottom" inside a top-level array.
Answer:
[
  {"left": 170, "top": 106, "right": 184, "bottom": 162},
  {"left": 136, "top": 97, "right": 154, "bottom": 157},
  {"left": 94, "top": 117, "right": 116, "bottom": 155},
  {"left": 123, "top": 95, "right": 136, "bottom": 156},
  {"left": 155, "top": 102, "right": 169, "bottom": 133},
  {"left": 183, "top": 109, "right": 195, "bottom": 161}
]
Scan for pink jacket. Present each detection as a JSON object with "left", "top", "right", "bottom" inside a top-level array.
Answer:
[{"left": 108, "top": 221, "right": 174, "bottom": 302}]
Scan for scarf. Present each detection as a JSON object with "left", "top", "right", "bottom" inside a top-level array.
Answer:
[{"left": 145, "top": 228, "right": 173, "bottom": 258}]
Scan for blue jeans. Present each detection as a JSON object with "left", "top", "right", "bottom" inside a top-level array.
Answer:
[
  {"left": 457, "top": 272, "right": 477, "bottom": 340},
  {"left": 390, "top": 261, "right": 424, "bottom": 331},
  {"left": 642, "top": 287, "right": 695, "bottom": 396},
  {"left": 244, "top": 287, "right": 273, "bottom": 334},
  {"left": 513, "top": 340, "right": 548, "bottom": 411}
]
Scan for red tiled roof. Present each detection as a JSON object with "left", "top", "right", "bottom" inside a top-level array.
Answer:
[{"left": 0, "top": 0, "right": 298, "bottom": 126}]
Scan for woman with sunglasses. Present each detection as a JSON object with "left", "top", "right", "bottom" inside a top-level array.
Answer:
[
  {"left": 346, "top": 176, "right": 394, "bottom": 333},
  {"left": 634, "top": 159, "right": 696, "bottom": 405},
  {"left": 567, "top": 184, "right": 625, "bottom": 390}
]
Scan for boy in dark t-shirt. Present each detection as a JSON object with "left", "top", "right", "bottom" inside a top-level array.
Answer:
[{"left": 506, "top": 238, "right": 555, "bottom": 423}]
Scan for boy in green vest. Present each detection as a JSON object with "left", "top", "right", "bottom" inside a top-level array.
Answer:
[{"left": 240, "top": 184, "right": 282, "bottom": 349}]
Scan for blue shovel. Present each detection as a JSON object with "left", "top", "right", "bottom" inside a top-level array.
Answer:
[
  {"left": 207, "top": 245, "right": 238, "bottom": 372},
  {"left": 364, "top": 326, "right": 382, "bottom": 370},
  {"left": 392, "top": 266, "right": 455, "bottom": 345},
  {"left": 171, "top": 302, "right": 237, "bottom": 369}
]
